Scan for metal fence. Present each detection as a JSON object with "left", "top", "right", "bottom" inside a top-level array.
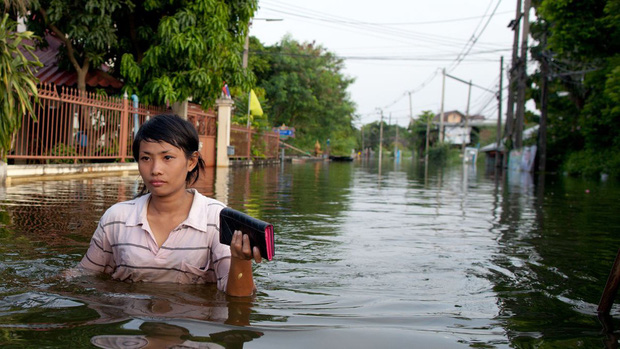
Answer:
[
  {"left": 230, "top": 125, "right": 280, "bottom": 159},
  {"left": 9, "top": 84, "right": 167, "bottom": 163},
  {"left": 187, "top": 103, "right": 217, "bottom": 167},
  {"left": 9, "top": 84, "right": 279, "bottom": 165}
]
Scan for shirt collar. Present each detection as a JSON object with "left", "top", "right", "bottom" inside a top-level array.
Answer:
[
  {"left": 183, "top": 188, "right": 209, "bottom": 233},
  {"left": 125, "top": 194, "right": 150, "bottom": 227},
  {"left": 124, "top": 189, "right": 209, "bottom": 233}
]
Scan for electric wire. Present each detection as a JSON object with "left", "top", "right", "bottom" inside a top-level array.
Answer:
[{"left": 257, "top": 0, "right": 511, "bottom": 125}]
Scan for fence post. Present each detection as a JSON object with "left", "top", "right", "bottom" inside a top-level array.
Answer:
[
  {"left": 119, "top": 92, "right": 129, "bottom": 162},
  {"left": 216, "top": 97, "right": 234, "bottom": 167},
  {"left": 247, "top": 129, "right": 252, "bottom": 160}
]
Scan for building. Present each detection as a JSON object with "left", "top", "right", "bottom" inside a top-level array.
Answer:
[{"left": 434, "top": 110, "right": 487, "bottom": 145}]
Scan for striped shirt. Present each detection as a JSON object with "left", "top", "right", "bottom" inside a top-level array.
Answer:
[{"left": 79, "top": 189, "right": 231, "bottom": 292}]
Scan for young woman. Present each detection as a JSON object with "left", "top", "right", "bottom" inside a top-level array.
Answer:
[{"left": 79, "top": 114, "right": 261, "bottom": 297}]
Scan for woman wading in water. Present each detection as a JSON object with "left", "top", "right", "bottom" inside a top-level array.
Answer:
[{"left": 79, "top": 114, "right": 261, "bottom": 297}]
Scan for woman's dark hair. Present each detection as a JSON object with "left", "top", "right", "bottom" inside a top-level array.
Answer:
[{"left": 133, "top": 114, "right": 206, "bottom": 189}]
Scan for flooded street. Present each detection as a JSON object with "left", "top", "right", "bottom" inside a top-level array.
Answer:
[{"left": 0, "top": 159, "right": 619, "bottom": 348}]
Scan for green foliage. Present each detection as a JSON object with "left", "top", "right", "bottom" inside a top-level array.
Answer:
[
  {"left": 231, "top": 86, "right": 270, "bottom": 130},
  {"left": 530, "top": 0, "right": 620, "bottom": 176},
  {"left": 360, "top": 120, "right": 411, "bottom": 158},
  {"left": 0, "top": 14, "right": 41, "bottom": 160},
  {"left": 0, "top": 0, "right": 30, "bottom": 16},
  {"left": 563, "top": 148, "right": 620, "bottom": 178},
  {"left": 27, "top": 0, "right": 129, "bottom": 90},
  {"left": 25, "top": 0, "right": 256, "bottom": 104},
  {"left": 407, "top": 110, "right": 435, "bottom": 157},
  {"left": 118, "top": 0, "right": 258, "bottom": 106},
  {"left": 254, "top": 36, "right": 357, "bottom": 155},
  {"left": 47, "top": 142, "right": 77, "bottom": 164},
  {"left": 425, "top": 143, "right": 454, "bottom": 163}
]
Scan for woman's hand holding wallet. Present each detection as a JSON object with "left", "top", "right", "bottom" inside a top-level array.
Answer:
[{"left": 220, "top": 207, "right": 275, "bottom": 261}]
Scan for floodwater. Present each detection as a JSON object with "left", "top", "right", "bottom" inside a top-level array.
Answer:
[{"left": 0, "top": 158, "right": 619, "bottom": 348}]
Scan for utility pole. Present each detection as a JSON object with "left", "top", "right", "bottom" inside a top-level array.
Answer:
[
  {"left": 462, "top": 80, "right": 472, "bottom": 153},
  {"left": 505, "top": 0, "right": 522, "bottom": 149},
  {"left": 361, "top": 126, "right": 365, "bottom": 159},
  {"left": 538, "top": 37, "right": 548, "bottom": 173},
  {"left": 496, "top": 56, "right": 504, "bottom": 167},
  {"left": 425, "top": 113, "right": 430, "bottom": 164},
  {"left": 515, "top": 0, "right": 531, "bottom": 149},
  {"left": 243, "top": 25, "right": 252, "bottom": 129},
  {"left": 408, "top": 91, "right": 413, "bottom": 126},
  {"left": 395, "top": 126, "right": 399, "bottom": 160},
  {"left": 379, "top": 110, "right": 384, "bottom": 169},
  {"left": 440, "top": 68, "right": 446, "bottom": 143},
  {"left": 409, "top": 91, "right": 414, "bottom": 159},
  {"left": 242, "top": 18, "right": 282, "bottom": 129}
]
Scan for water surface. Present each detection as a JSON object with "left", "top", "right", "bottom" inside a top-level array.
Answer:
[{"left": 0, "top": 159, "right": 619, "bottom": 348}]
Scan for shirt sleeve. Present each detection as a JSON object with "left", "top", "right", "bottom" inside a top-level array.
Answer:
[
  {"left": 79, "top": 216, "right": 116, "bottom": 274},
  {"left": 211, "top": 233, "right": 232, "bottom": 292}
]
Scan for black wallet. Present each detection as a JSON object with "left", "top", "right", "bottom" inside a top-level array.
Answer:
[{"left": 219, "top": 207, "right": 275, "bottom": 261}]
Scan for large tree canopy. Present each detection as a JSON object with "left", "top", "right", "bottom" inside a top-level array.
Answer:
[
  {"left": 252, "top": 36, "right": 357, "bottom": 155},
  {"left": 119, "top": 0, "right": 258, "bottom": 106},
  {"left": 27, "top": 0, "right": 129, "bottom": 91},
  {"left": 530, "top": 0, "right": 620, "bottom": 176},
  {"left": 24, "top": 0, "right": 257, "bottom": 107}
]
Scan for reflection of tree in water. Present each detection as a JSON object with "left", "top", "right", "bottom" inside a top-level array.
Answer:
[
  {"left": 488, "top": 171, "right": 619, "bottom": 347},
  {"left": 226, "top": 163, "right": 355, "bottom": 291},
  {"left": 0, "top": 179, "right": 137, "bottom": 248}
]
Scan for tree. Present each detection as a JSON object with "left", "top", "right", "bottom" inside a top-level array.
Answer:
[
  {"left": 0, "top": 13, "right": 41, "bottom": 160},
  {"left": 530, "top": 0, "right": 620, "bottom": 176},
  {"left": 1, "top": 0, "right": 29, "bottom": 16},
  {"left": 27, "top": 0, "right": 129, "bottom": 92},
  {"left": 25, "top": 0, "right": 257, "bottom": 107},
  {"left": 254, "top": 36, "right": 357, "bottom": 155},
  {"left": 409, "top": 110, "right": 435, "bottom": 157},
  {"left": 119, "top": 0, "right": 258, "bottom": 106}
]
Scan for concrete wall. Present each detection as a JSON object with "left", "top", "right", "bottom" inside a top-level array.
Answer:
[{"left": 4, "top": 162, "right": 139, "bottom": 184}]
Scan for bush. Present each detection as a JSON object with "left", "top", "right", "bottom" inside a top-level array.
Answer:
[
  {"left": 47, "top": 143, "right": 78, "bottom": 164},
  {"left": 563, "top": 148, "right": 620, "bottom": 178},
  {"left": 425, "top": 143, "right": 455, "bottom": 163}
]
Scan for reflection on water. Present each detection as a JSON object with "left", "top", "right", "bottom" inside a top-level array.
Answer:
[{"left": 0, "top": 159, "right": 619, "bottom": 348}]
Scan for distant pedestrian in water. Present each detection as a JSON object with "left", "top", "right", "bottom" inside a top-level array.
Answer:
[{"left": 78, "top": 114, "right": 261, "bottom": 296}]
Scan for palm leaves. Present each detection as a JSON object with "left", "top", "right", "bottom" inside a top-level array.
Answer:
[{"left": 0, "top": 13, "right": 41, "bottom": 160}]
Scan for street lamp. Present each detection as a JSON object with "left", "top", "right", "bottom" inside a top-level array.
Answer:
[
  {"left": 242, "top": 18, "right": 282, "bottom": 128},
  {"left": 242, "top": 18, "right": 283, "bottom": 69}
]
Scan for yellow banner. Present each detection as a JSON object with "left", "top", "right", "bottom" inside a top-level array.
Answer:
[{"left": 249, "top": 89, "right": 263, "bottom": 116}]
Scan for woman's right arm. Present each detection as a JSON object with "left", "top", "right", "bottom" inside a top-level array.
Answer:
[{"left": 79, "top": 220, "right": 115, "bottom": 274}]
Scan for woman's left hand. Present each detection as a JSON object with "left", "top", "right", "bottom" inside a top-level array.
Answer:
[{"left": 230, "top": 230, "right": 262, "bottom": 264}]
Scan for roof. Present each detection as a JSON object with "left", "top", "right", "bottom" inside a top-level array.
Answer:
[
  {"left": 25, "top": 32, "right": 123, "bottom": 89},
  {"left": 433, "top": 110, "right": 488, "bottom": 125},
  {"left": 433, "top": 110, "right": 463, "bottom": 123}
]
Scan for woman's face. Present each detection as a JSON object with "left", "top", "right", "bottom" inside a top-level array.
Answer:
[{"left": 138, "top": 140, "right": 197, "bottom": 198}]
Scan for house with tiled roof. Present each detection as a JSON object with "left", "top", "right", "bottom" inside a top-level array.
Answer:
[
  {"left": 433, "top": 110, "right": 488, "bottom": 145},
  {"left": 24, "top": 32, "right": 123, "bottom": 92}
]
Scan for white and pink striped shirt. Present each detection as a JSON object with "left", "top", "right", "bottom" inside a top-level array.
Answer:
[{"left": 79, "top": 189, "right": 232, "bottom": 292}]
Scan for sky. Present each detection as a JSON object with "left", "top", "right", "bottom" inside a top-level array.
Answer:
[{"left": 250, "top": 0, "right": 530, "bottom": 127}]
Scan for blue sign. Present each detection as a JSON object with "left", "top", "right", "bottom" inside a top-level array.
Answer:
[{"left": 274, "top": 126, "right": 295, "bottom": 139}]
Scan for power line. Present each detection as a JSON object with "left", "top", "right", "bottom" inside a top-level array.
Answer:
[
  {"left": 259, "top": 1, "right": 508, "bottom": 51},
  {"left": 448, "top": 0, "right": 503, "bottom": 72},
  {"left": 251, "top": 50, "right": 508, "bottom": 62}
]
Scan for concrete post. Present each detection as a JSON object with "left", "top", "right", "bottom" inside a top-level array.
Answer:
[
  {"left": 172, "top": 100, "right": 189, "bottom": 119},
  {"left": 216, "top": 97, "right": 234, "bottom": 167},
  {"left": 0, "top": 161, "right": 6, "bottom": 185}
]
